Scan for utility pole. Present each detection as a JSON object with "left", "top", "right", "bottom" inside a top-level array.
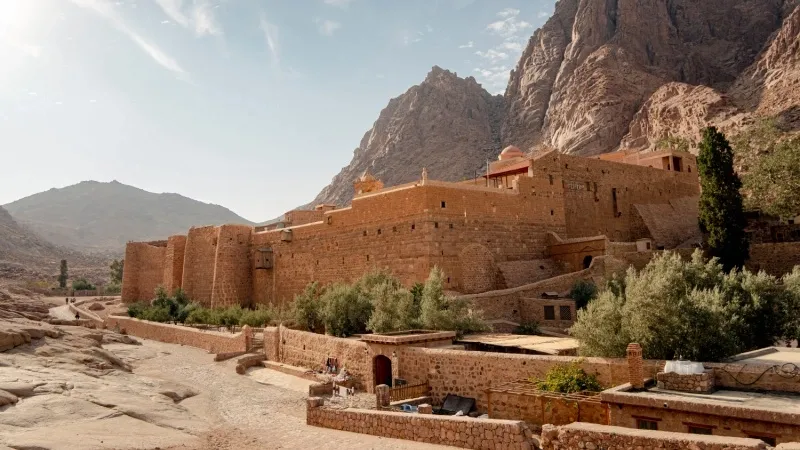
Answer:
[{"left": 480, "top": 146, "right": 498, "bottom": 187}]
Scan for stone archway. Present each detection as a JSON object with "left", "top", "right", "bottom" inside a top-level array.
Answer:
[
  {"left": 373, "top": 355, "right": 392, "bottom": 387},
  {"left": 582, "top": 255, "right": 593, "bottom": 269}
]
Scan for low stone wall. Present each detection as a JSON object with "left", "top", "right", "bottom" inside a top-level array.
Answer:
[
  {"left": 541, "top": 422, "right": 769, "bottom": 450},
  {"left": 235, "top": 354, "right": 266, "bottom": 374},
  {"left": 105, "top": 316, "right": 249, "bottom": 354},
  {"left": 748, "top": 242, "right": 800, "bottom": 277},
  {"left": 657, "top": 370, "right": 715, "bottom": 393},
  {"left": 307, "top": 398, "right": 535, "bottom": 449},
  {"left": 708, "top": 362, "right": 800, "bottom": 394},
  {"left": 68, "top": 303, "right": 105, "bottom": 328},
  {"left": 277, "top": 327, "right": 370, "bottom": 388},
  {"left": 488, "top": 390, "right": 607, "bottom": 430}
]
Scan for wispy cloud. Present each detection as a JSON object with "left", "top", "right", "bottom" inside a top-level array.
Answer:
[
  {"left": 323, "top": 0, "right": 356, "bottom": 8},
  {"left": 475, "top": 49, "right": 508, "bottom": 62},
  {"left": 537, "top": 11, "right": 550, "bottom": 19},
  {"left": 459, "top": 41, "right": 474, "bottom": 49},
  {"left": 315, "top": 18, "right": 341, "bottom": 36},
  {"left": 68, "top": 0, "right": 188, "bottom": 77},
  {"left": 486, "top": 8, "right": 532, "bottom": 38},
  {"left": 154, "top": 0, "right": 223, "bottom": 37},
  {"left": 259, "top": 14, "right": 280, "bottom": 67},
  {"left": 474, "top": 66, "right": 511, "bottom": 95},
  {"left": 399, "top": 29, "right": 425, "bottom": 46}
]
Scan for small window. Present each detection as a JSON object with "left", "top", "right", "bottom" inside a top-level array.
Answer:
[
  {"left": 446, "top": 277, "right": 450, "bottom": 284},
  {"left": 411, "top": 224, "right": 415, "bottom": 230},
  {"left": 646, "top": 242, "right": 651, "bottom": 250},
  {"left": 748, "top": 436, "right": 776, "bottom": 446},
  {"left": 441, "top": 201, "right": 446, "bottom": 208},
  {"left": 549, "top": 175, "right": 554, "bottom": 185},
  {"left": 366, "top": 255, "right": 369, "bottom": 261},
  {"left": 377, "top": 229, "right": 382, "bottom": 235},
  {"left": 544, "top": 306, "right": 555, "bottom": 321},
  {"left": 363, "top": 230, "right": 367, "bottom": 236},
  {"left": 585, "top": 181, "right": 591, "bottom": 191},
  {"left": 434, "top": 222, "right": 439, "bottom": 229},
  {"left": 688, "top": 425, "right": 713, "bottom": 435},
  {"left": 637, "top": 420, "right": 658, "bottom": 431},
  {"left": 559, "top": 306, "right": 571, "bottom": 321},
  {"left": 449, "top": 223, "right": 454, "bottom": 229},
  {"left": 393, "top": 226, "right": 397, "bottom": 232},
  {"left": 550, "top": 210, "right": 554, "bottom": 216}
]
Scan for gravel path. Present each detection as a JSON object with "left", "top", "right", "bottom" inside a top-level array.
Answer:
[{"left": 120, "top": 339, "right": 451, "bottom": 450}]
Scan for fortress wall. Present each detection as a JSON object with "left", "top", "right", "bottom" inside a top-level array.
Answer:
[
  {"left": 121, "top": 241, "right": 166, "bottom": 303},
  {"left": 535, "top": 153, "right": 700, "bottom": 242},
  {"left": 252, "top": 180, "right": 568, "bottom": 305},
  {"left": 210, "top": 225, "right": 253, "bottom": 308},
  {"left": 181, "top": 226, "right": 218, "bottom": 306},
  {"left": 748, "top": 242, "right": 800, "bottom": 277},
  {"left": 163, "top": 235, "right": 187, "bottom": 295}
]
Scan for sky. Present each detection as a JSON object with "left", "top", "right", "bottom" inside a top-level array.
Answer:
[{"left": 0, "top": 0, "right": 556, "bottom": 222}]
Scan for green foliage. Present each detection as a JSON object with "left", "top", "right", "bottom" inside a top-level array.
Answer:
[
  {"left": 513, "top": 321, "right": 540, "bottom": 335},
  {"left": 656, "top": 135, "right": 692, "bottom": 153},
  {"left": 239, "top": 306, "right": 273, "bottom": 327},
  {"left": 127, "top": 301, "right": 148, "bottom": 318},
  {"left": 185, "top": 306, "right": 218, "bottom": 326},
  {"left": 698, "top": 127, "right": 749, "bottom": 271},
  {"left": 419, "top": 267, "right": 488, "bottom": 337},
  {"left": 104, "top": 282, "right": 122, "bottom": 295},
  {"left": 742, "top": 134, "right": 800, "bottom": 219},
  {"left": 321, "top": 283, "right": 373, "bottom": 337},
  {"left": 72, "top": 278, "right": 96, "bottom": 291},
  {"left": 571, "top": 250, "right": 800, "bottom": 362},
  {"left": 569, "top": 280, "right": 597, "bottom": 310},
  {"left": 532, "top": 361, "right": 603, "bottom": 394},
  {"left": 109, "top": 259, "right": 124, "bottom": 284},
  {"left": 292, "top": 282, "right": 324, "bottom": 332},
  {"left": 367, "top": 280, "right": 417, "bottom": 333},
  {"left": 58, "top": 259, "right": 68, "bottom": 289}
]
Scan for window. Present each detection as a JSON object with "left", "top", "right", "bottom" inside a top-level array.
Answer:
[
  {"left": 687, "top": 425, "right": 713, "bottom": 435},
  {"left": 411, "top": 224, "right": 415, "bottom": 230},
  {"left": 550, "top": 209, "right": 554, "bottom": 216},
  {"left": 441, "top": 201, "right": 446, "bottom": 208},
  {"left": 559, "top": 306, "right": 572, "bottom": 321},
  {"left": 747, "top": 435, "right": 776, "bottom": 446},
  {"left": 377, "top": 229, "right": 382, "bottom": 235},
  {"left": 586, "top": 181, "right": 591, "bottom": 191},
  {"left": 449, "top": 223, "right": 454, "bottom": 229},
  {"left": 637, "top": 420, "right": 658, "bottom": 431},
  {"left": 363, "top": 230, "right": 367, "bottom": 236},
  {"left": 393, "top": 226, "right": 397, "bottom": 232},
  {"left": 612, "top": 188, "right": 619, "bottom": 217},
  {"left": 544, "top": 306, "right": 555, "bottom": 321},
  {"left": 549, "top": 175, "right": 554, "bottom": 185},
  {"left": 434, "top": 222, "right": 439, "bottom": 228}
]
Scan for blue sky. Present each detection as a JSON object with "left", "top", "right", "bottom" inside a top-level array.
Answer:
[{"left": 0, "top": 0, "right": 555, "bottom": 221}]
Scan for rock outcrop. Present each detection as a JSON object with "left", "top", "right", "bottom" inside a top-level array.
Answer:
[
  {"left": 311, "top": 66, "right": 504, "bottom": 207},
  {"left": 503, "top": 0, "right": 796, "bottom": 156}
]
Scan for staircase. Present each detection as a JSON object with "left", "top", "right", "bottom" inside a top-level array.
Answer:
[{"left": 249, "top": 332, "right": 264, "bottom": 353}]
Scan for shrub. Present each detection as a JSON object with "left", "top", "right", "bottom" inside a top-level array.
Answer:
[
  {"left": 292, "top": 282, "right": 324, "bottom": 332},
  {"left": 570, "top": 250, "right": 800, "bottom": 361},
  {"left": 218, "top": 306, "right": 244, "bottom": 330},
  {"left": 239, "top": 306, "right": 272, "bottom": 327},
  {"left": 367, "top": 280, "right": 417, "bottom": 333},
  {"left": 420, "top": 267, "right": 488, "bottom": 337},
  {"left": 513, "top": 321, "right": 540, "bottom": 335},
  {"left": 569, "top": 280, "right": 597, "bottom": 310},
  {"left": 185, "top": 306, "right": 219, "bottom": 326},
  {"left": 532, "top": 361, "right": 603, "bottom": 394},
  {"left": 104, "top": 282, "right": 122, "bottom": 295},
  {"left": 127, "top": 301, "right": 148, "bottom": 318},
  {"left": 72, "top": 278, "right": 96, "bottom": 291},
  {"left": 321, "top": 283, "right": 373, "bottom": 337},
  {"left": 141, "top": 305, "right": 170, "bottom": 323}
]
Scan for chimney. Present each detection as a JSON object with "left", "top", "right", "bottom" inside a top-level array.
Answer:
[{"left": 626, "top": 343, "right": 644, "bottom": 389}]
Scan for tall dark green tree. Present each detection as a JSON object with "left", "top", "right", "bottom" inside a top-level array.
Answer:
[
  {"left": 109, "top": 259, "right": 124, "bottom": 284},
  {"left": 58, "top": 259, "right": 68, "bottom": 289},
  {"left": 697, "top": 127, "right": 749, "bottom": 271}
]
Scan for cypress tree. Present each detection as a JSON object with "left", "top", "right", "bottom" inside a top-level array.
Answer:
[
  {"left": 58, "top": 259, "right": 68, "bottom": 289},
  {"left": 697, "top": 127, "right": 749, "bottom": 271}
]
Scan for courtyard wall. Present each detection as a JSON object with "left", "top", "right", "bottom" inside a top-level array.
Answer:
[{"left": 105, "top": 316, "right": 248, "bottom": 354}]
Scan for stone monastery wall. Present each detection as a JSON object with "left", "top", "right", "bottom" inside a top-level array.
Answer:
[
  {"left": 163, "top": 235, "right": 186, "bottom": 295},
  {"left": 180, "top": 226, "right": 217, "bottom": 304},
  {"left": 121, "top": 241, "right": 166, "bottom": 303}
]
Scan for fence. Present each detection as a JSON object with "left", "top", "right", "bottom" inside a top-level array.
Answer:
[{"left": 389, "top": 381, "right": 430, "bottom": 402}]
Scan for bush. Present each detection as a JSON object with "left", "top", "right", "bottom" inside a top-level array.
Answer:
[
  {"left": 513, "top": 321, "right": 540, "bottom": 335},
  {"left": 127, "top": 301, "right": 148, "bottom": 318},
  {"left": 185, "top": 306, "right": 219, "bottom": 326},
  {"left": 104, "top": 282, "right": 122, "bottom": 295},
  {"left": 420, "top": 267, "right": 488, "bottom": 337},
  {"left": 292, "top": 282, "right": 324, "bottom": 332},
  {"left": 321, "top": 283, "right": 373, "bottom": 337},
  {"left": 367, "top": 280, "right": 417, "bottom": 333},
  {"left": 141, "top": 305, "right": 170, "bottom": 323},
  {"left": 532, "top": 361, "right": 603, "bottom": 394},
  {"left": 569, "top": 280, "right": 597, "bottom": 310},
  {"left": 239, "top": 306, "right": 272, "bottom": 327},
  {"left": 570, "top": 250, "right": 800, "bottom": 361},
  {"left": 72, "top": 278, "right": 96, "bottom": 291}
]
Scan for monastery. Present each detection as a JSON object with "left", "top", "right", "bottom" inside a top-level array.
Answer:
[{"left": 122, "top": 146, "right": 700, "bottom": 306}]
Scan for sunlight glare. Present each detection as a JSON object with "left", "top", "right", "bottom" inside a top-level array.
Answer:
[{"left": 0, "top": 0, "right": 38, "bottom": 33}]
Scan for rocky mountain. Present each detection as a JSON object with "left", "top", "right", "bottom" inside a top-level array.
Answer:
[
  {"left": 4, "top": 181, "right": 253, "bottom": 254},
  {"left": 311, "top": 0, "right": 799, "bottom": 207},
  {"left": 0, "top": 206, "right": 107, "bottom": 281},
  {"left": 311, "top": 66, "right": 504, "bottom": 207}
]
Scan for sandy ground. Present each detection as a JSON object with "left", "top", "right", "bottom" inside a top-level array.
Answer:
[{"left": 16, "top": 297, "right": 447, "bottom": 449}]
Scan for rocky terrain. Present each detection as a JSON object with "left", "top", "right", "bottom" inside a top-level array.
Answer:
[
  {"left": 3, "top": 180, "right": 253, "bottom": 254},
  {"left": 312, "top": 66, "right": 504, "bottom": 207},
  {"left": 311, "top": 0, "right": 800, "bottom": 207},
  {"left": 0, "top": 206, "right": 108, "bottom": 282}
]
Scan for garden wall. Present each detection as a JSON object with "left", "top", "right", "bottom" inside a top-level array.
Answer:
[
  {"left": 276, "top": 327, "right": 371, "bottom": 388},
  {"left": 307, "top": 399, "right": 535, "bottom": 450},
  {"left": 541, "top": 423, "right": 770, "bottom": 450},
  {"left": 105, "top": 316, "right": 249, "bottom": 354}
]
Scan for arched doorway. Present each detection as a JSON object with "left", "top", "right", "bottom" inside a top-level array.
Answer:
[
  {"left": 373, "top": 355, "right": 392, "bottom": 387},
  {"left": 582, "top": 255, "right": 593, "bottom": 269}
]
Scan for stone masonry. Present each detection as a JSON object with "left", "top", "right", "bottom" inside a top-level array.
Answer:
[{"left": 657, "top": 369, "right": 716, "bottom": 393}]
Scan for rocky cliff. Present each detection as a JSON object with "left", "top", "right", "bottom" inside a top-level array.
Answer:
[
  {"left": 310, "top": 0, "right": 799, "bottom": 207},
  {"left": 311, "top": 67, "right": 504, "bottom": 207}
]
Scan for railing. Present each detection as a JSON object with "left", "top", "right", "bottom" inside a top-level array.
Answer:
[{"left": 389, "top": 381, "right": 430, "bottom": 402}]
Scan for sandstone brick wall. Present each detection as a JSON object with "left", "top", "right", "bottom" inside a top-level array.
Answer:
[
  {"left": 105, "top": 316, "right": 247, "bottom": 354},
  {"left": 181, "top": 226, "right": 218, "bottom": 306},
  {"left": 277, "top": 327, "right": 371, "bottom": 388},
  {"left": 466, "top": 295, "right": 575, "bottom": 328},
  {"left": 541, "top": 423, "right": 769, "bottom": 450},
  {"left": 459, "top": 243, "right": 500, "bottom": 294},
  {"left": 488, "top": 390, "right": 607, "bottom": 429},
  {"left": 121, "top": 241, "right": 166, "bottom": 303},
  {"left": 211, "top": 225, "right": 253, "bottom": 308},
  {"left": 307, "top": 401, "right": 535, "bottom": 450},
  {"left": 747, "top": 242, "right": 800, "bottom": 277},
  {"left": 163, "top": 235, "right": 186, "bottom": 295},
  {"left": 534, "top": 152, "right": 700, "bottom": 242},
  {"left": 519, "top": 298, "right": 575, "bottom": 328},
  {"left": 546, "top": 236, "right": 607, "bottom": 273},
  {"left": 497, "top": 259, "right": 561, "bottom": 289},
  {"left": 285, "top": 210, "right": 324, "bottom": 227}
]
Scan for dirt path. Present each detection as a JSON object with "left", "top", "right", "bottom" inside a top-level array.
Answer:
[{"left": 111, "top": 339, "right": 450, "bottom": 450}]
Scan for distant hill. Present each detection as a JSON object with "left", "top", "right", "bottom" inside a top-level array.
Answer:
[
  {"left": 0, "top": 206, "right": 107, "bottom": 281},
  {"left": 4, "top": 181, "right": 254, "bottom": 254}
]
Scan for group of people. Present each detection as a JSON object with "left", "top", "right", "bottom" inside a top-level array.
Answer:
[{"left": 65, "top": 297, "right": 80, "bottom": 320}]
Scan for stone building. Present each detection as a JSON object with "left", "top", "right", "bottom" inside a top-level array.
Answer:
[{"left": 122, "top": 147, "right": 701, "bottom": 306}]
